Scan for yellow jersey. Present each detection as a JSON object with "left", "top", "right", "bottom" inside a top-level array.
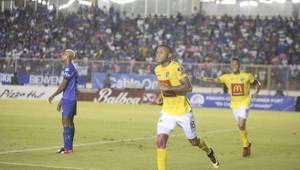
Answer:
[
  {"left": 218, "top": 72, "right": 255, "bottom": 110},
  {"left": 154, "top": 61, "right": 192, "bottom": 115}
]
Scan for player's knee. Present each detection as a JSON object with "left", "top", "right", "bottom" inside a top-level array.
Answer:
[
  {"left": 189, "top": 138, "right": 199, "bottom": 146},
  {"left": 62, "top": 117, "right": 73, "bottom": 127},
  {"left": 238, "top": 123, "right": 245, "bottom": 130},
  {"left": 156, "top": 135, "right": 167, "bottom": 148}
]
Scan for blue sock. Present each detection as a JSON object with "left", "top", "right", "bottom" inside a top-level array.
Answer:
[
  {"left": 71, "top": 126, "right": 75, "bottom": 148},
  {"left": 63, "top": 127, "right": 73, "bottom": 150}
]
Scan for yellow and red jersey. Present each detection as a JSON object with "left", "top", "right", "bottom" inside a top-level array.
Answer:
[
  {"left": 154, "top": 61, "right": 191, "bottom": 115},
  {"left": 218, "top": 72, "right": 255, "bottom": 110}
]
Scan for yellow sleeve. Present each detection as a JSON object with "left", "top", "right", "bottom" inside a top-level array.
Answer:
[
  {"left": 174, "top": 64, "right": 187, "bottom": 80},
  {"left": 218, "top": 74, "right": 226, "bottom": 83},
  {"left": 154, "top": 66, "right": 159, "bottom": 76},
  {"left": 248, "top": 73, "right": 255, "bottom": 83}
]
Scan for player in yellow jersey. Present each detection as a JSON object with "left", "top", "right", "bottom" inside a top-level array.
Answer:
[
  {"left": 198, "top": 57, "right": 261, "bottom": 157},
  {"left": 154, "top": 45, "right": 220, "bottom": 170}
]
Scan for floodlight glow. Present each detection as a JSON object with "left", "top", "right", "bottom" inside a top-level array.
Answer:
[
  {"left": 58, "top": 0, "right": 76, "bottom": 10},
  {"left": 239, "top": 0, "right": 258, "bottom": 7},
  {"left": 109, "top": 0, "right": 135, "bottom": 5},
  {"left": 273, "top": 0, "right": 286, "bottom": 3},
  {"left": 221, "top": 0, "right": 236, "bottom": 4},
  {"left": 78, "top": 0, "right": 92, "bottom": 6},
  {"left": 215, "top": 0, "right": 236, "bottom": 4},
  {"left": 292, "top": 0, "right": 300, "bottom": 3},
  {"left": 200, "top": 0, "right": 215, "bottom": 2},
  {"left": 259, "top": 0, "right": 273, "bottom": 4},
  {"left": 249, "top": 0, "right": 258, "bottom": 6},
  {"left": 48, "top": 5, "right": 54, "bottom": 11},
  {"left": 239, "top": 1, "right": 249, "bottom": 7}
]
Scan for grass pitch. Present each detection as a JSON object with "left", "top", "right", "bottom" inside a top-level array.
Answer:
[{"left": 0, "top": 100, "right": 299, "bottom": 170}]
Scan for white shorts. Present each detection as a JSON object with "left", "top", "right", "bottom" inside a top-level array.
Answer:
[
  {"left": 157, "top": 112, "right": 197, "bottom": 139},
  {"left": 232, "top": 106, "right": 250, "bottom": 122}
]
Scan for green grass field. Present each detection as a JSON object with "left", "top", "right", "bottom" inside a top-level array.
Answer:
[{"left": 0, "top": 100, "right": 299, "bottom": 170}]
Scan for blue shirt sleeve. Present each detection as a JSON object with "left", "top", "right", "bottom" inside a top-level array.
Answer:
[{"left": 63, "top": 65, "right": 74, "bottom": 80}]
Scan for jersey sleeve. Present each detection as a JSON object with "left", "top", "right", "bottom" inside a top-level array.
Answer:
[
  {"left": 218, "top": 74, "right": 226, "bottom": 83},
  {"left": 63, "top": 66, "right": 74, "bottom": 80},
  {"left": 154, "top": 66, "right": 159, "bottom": 76},
  {"left": 174, "top": 64, "right": 187, "bottom": 80},
  {"left": 248, "top": 73, "right": 255, "bottom": 83}
]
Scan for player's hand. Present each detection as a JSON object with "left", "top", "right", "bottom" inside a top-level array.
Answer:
[
  {"left": 48, "top": 96, "right": 54, "bottom": 104},
  {"left": 57, "top": 101, "right": 62, "bottom": 112},
  {"left": 159, "top": 83, "right": 170, "bottom": 91},
  {"left": 155, "top": 97, "right": 163, "bottom": 105}
]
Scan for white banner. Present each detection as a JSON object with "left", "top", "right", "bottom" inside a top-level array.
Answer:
[{"left": 0, "top": 85, "right": 62, "bottom": 100}]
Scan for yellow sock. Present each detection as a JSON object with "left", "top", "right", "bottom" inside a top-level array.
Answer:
[
  {"left": 198, "top": 139, "right": 211, "bottom": 154},
  {"left": 157, "top": 149, "right": 166, "bottom": 170},
  {"left": 240, "top": 130, "right": 250, "bottom": 147}
]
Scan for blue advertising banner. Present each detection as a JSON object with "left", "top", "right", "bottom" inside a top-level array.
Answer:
[
  {"left": 92, "top": 73, "right": 158, "bottom": 90},
  {"left": 0, "top": 73, "right": 86, "bottom": 86},
  {"left": 188, "top": 93, "right": 296, "bottom": 112}
]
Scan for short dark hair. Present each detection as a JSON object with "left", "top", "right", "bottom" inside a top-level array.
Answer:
[
  {"left": 155, "top": 44, "right": 173, "bottom": 54},
  {"left": 231, "top": 57, "right": 240, "bottom": 62}
]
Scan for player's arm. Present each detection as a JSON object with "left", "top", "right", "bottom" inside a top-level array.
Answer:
[
  {"left": 251, "top": 79, "right": 262, "bottom": 98},
  {"left": 48, "top": 78, "right": 68, "bottom": 104},
  {"left": 159, "top": 76, "right": 192, "bottom": 93},
  {"left": 198, "top": 76, "right": 222, "bottom": 83}
]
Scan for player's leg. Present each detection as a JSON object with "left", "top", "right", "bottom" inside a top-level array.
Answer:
[
  {"left": 63, "top": 116, "right": 75, "bottom": 151},
  {"left": 234, "top": 107, "right": 251, "bottom": 157},
  {"left": 156, "top": 134, "right": 168, "bottom": 170},
  {"left": 238, "top": 117, "right": 251, "bottom": 157},
  {"left": 156, "top": 112, "right": 176, "bottom": 170},
  {"left": 178, "top": 113, "right": 219, "bottom": 168},
  {"left": 58, "top": 100, "right": 76, "bottom": 154}
]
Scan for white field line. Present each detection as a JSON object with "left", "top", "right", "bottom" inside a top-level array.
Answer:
[
  {"left": 0, "top": 161, "right": 103, "bottom": 170},
  {"left": 0, "top": 128, "right": 239, "bottom": 155}
]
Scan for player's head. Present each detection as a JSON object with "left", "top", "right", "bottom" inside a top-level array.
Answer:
[
  {"left": 62, "top": 49, "right": 75, "bottom": 62},
  {"left": 155, "top": 45, "right": 172, "bottom": 64},
  {"left": 230, "top": 57, "right": 241, "bottom": 73}
]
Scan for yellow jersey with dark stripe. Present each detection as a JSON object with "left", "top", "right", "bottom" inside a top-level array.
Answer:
[
  {"left": 218, "top": 72, "right": 255, "bottom": 110},
  {"left": 154, "top": 61, "right": 192, "bottom": 115}
]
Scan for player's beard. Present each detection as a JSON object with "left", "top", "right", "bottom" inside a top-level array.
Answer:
[{"left": 159, "top": 58, "right": 171, "bottom": 66}]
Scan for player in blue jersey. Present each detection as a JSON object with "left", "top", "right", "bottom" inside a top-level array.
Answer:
[{"left": 48, "top": 49, "right": 78, "bottom": 154}]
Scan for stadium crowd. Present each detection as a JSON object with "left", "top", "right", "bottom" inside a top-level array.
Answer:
[
  {"left": 0, "top": 3, "right": 300, "bottom": 90},
  {"left": 0, "top": 2, "right": 300, "bottom": 65}
]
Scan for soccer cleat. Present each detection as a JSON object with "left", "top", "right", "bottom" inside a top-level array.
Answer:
[
  {"left": 207, "top": 148, "right": 220, "bottom": 169},
  {"left": 243, "top": 142, "right": 251, "bottom": 157},
  {"left": 57, "top": 147, "right": 73, "bottom": 154}
]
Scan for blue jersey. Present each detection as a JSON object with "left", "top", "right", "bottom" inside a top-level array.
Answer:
[{"left": 62, "top": 63, "right": 78, "bottom": 101}]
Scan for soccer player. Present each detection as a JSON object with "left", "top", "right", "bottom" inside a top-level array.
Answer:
[
  {"left": 155, "top": 45, "right": 220, "bottom": 170},
  {"left": 48, "top": 49, "right": 78, "bottom": 154},
  {"left": 198, "top": 57, "right": 261, "bottom": 157}
]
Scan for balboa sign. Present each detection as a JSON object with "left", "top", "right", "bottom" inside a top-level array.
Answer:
[
  {"left": 78, "top": 88, "right": 160, "bottom": 105},
  {"left": 94, "top": 88, "right": 143, "bottom": 104}
]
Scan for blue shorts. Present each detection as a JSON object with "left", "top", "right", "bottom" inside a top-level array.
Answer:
[{"left": 62, "top": 99, "right": 77, "bottom": 118}]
